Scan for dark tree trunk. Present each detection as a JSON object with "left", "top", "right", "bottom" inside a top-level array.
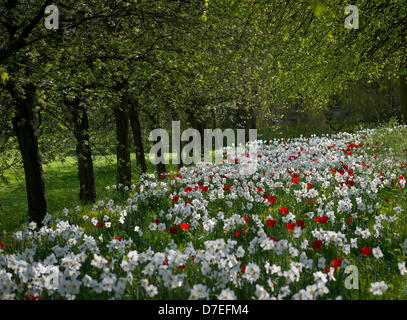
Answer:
[
  {"left": 151, "top": 116, "right": 166, "bottom": 175},
  {"left": 185, "top": 106, "right": 206, "bottom": 160},
  {"left": 129, "top": 105, "right": 147, "bottom": 173},
  {"left": 141, "top": 109, "right": 166, "bottom": 175},
  {"left": 156, "top": 134, "right": 167, "bottom": 175},
  {"left": 197, "top": 118, "right": 206, "bottom": 158},
  {"left": 250, "top": 108, "right": 257, "bottom": 130},
  {"left": 178, "top": 137, "right": 185, "bottom": 169},
  {"left": 71, "top": 99, "right": 96, "bottom": 204},
  {"left": 11, "top": 82, "right": 47, "bottom": 226},
  {"left": 210, "top": 107, "right": 217, "bottom": 150},
  {"left": 400, "top": 69, "right": 407, "bottom": 123},
  {"left": 247, "top": 106, "right": 257, "bottom": 142},
  {"left": 114, "top": 103, "right": 131, "bottom": 186}
]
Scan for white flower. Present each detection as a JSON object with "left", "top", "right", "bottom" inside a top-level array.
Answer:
[
  {"left": 269, "top": 264, "right": 281, "bottom": 275},
  {"left": 236, "top": 246, "right": 245, "bottom": 258},
  {"left": 28, "top": 222, "right": 37, "bottom": 231},
  {"left": 170, "top": 275, "right": 184, "bottom": 289},
  {"left": 372, "top": 247, "right": 383, "bottom": 259},
  {"left": 82, "top": 275, "right": 95, "bottom": 288},
  {"left": 403, "top": 238, "right": 407, "bottom": 254},
  {"left": 313, "top": 271, "right": 328, "bottom": 284},
  {"left": 102, "top": 275, "right": 116, "bottom": 292},
  {"left": 393, "top": 206, "right": 402, "bottom": 214},
  {"left": 370, "top": 281, "right": 388, "bottom": 295},
  {"left": 91, "top": 218, "right": 98, "bottom": 226},
  {"left": 217, "top": 288, "right": 237, "bottom": 300},
  {"left": 254, "top": 284, "right": 270, "bottom": 300},
  {"left": 42, "top": 213, "right": 52, "bottom": 225},
  {"left": 243, "top": 263, "right": 260, "bottom": 283},
  {"left": 68, "top": 279, "right": 81, "bottom": 294},
  {"left": 398, "top": 262, "right": 407, "bottom": 276},
  {"left": 146, "top": 284, "right": 158, "bottom": 297},
  {"left": 189, "top": 284, "right": 209, "bottom": 300}
]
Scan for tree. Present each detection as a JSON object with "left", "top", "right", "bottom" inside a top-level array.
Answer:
[
  {"left": 70, "top": 96, "right": 96, "bottom": 204},
  {"left": 6, "top": 80, "right": 47, "bottom": 225}
]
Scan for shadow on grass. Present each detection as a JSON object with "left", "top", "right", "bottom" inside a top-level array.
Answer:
[
  {"left": 1, "top": 152, "right": 193, "bottom": 232},
  {"left": 0, "top": 156, "right": 123, "bottom": 232}
]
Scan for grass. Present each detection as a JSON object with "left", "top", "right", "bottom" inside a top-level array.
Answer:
[{"left": 0, "top": 153, "right": 181, "bottom": 233}]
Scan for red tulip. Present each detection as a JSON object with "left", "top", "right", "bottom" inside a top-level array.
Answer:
[
  {"left": 315, "top": 216, "right": 328, "bottom": 224},
  {"left": 269, "top": 197, "right": 277, "bottom": 205},
  {"left": 332, "top": 257, "right": 342, "bottom": 268},
  {"left": 180, "top": 223, "right": 189, "bottom": 231},
  {"left": 280, "top": 207, "right": 289, "bottom": 214},
  {"left": 286, "top": 222, "right": 296, "bottom": 231},
  {"left": 266, "top": 219, "right": 276, "bottom": 227},
  {"left": 296, "top": 219, "right": 305, "bottom": 229},
  {"left": 170, "top": 226, "right": 178, "bottom": 234},
  {"left": 312, "top": 240, "right": 322, "bottom": 249},
  {"left": 361, "top": 246, "right": 372, "bottom": 256}
]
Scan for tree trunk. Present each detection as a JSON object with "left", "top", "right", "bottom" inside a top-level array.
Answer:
[
  {"left": 11, "top": 82, "right": 47, "bottom": 226},
  {"left": 129, "top": 104, "right": 147, "bottom": 173},
  {"left": 150, "top": 116, "right": 166, "bottom": 175},
  {"left": 114, "top": 103, "right": 131, "bottom": 186},
  {"left": 250, "top": 108, "right": 257, "bottom": 130},
  {"left": 156, "top": 134, "right": 167, "bottom": 176},
  {"left": 210, "top": 107, "right": 217, "bottom": 151},
  {"left": 71, "top": 99, "right": 96, "bottom": 204},
  {"left": 178, "top": 137, "right": 185, "bottom": 169},
  {"left": 400, "top": 69, "right": 407, "bottom": 123},
  {"left": 248, "top": 106, "right": 257, "bottom": 142}
]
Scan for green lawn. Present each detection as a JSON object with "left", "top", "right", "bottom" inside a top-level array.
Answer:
[{"left": 0, "top": 153, "right": 181, "bottom": 233}]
